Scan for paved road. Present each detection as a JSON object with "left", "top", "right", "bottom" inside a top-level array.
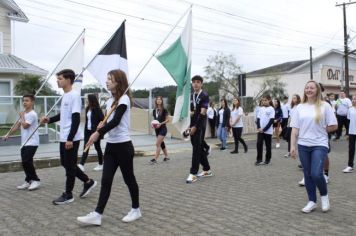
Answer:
[{"left": 0, "top": 138, "right": 355, "bottom": 235}]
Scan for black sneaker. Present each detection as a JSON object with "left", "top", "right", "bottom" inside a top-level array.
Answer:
[
  {"left": 163, "top": 157, "right": 170, "bottom": 162},
  {"left": 230, "top": 150, "right": 238, "bottom": 154},
  {"left": 298, "top": 164, "right": 303, "bottom": 169},
  {"left": 80, "top": 179, "right": 97, "bottom": 198},
  {"left": 255, "top": 161, "right": 264, "bottom": 166},
  {"left": 264, "top": 161, "right": 270, "bottom": 165},
  {"left": 149, "top": 159, "right": 157, "bottom": 164},
  {"left": 220, "top": 147, "right": 226, "bottom": 150},
  {"left": 53, "top": 192, "right": 74, "bottom": 205},
  {"left": 244, "top": 147, "right": 248, "bottom": 153}
]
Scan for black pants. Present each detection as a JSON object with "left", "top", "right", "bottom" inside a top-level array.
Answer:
[
  {"left": 286, "top": 127, "right": 292, "bottom": 152},
  {"left": 190, "top": 127, "right": 210, "bottom": 175},
  {"left": 348, "top": 134, "right": 356, "bottom": 168},
  {"left": 21, "top": 146, "right": 40, "bottom": 182},
  {"left": 208, "top": 118, "right": 216, "bottom": 138},
  {"left": 256, "top": 133, "right": 272, "bottom": 163},
  {"left": 60, "top": 141, "right": 89, "bottom": 195},
  {"left": 336, "top": 115, "right": 349, "bottom": 138},
  {"left": 232, "top": 127, "right": 247, "bottom": 152},
  {"left": 280, "top": 118, "right": 288, "bottom": 138},
  {"left": 80, "top": 129, "right": 103, "bottom": 165},
  {"left": 95, "top": 141, "right": 139, "bottom": 214}
]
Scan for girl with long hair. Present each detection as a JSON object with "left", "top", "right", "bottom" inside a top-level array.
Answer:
[
  {"left": 230, "top": 97, "right": 248, "bottom": 154},
  {"left": 78, "top": 94, "right": 104, "bottom": 171},
  {"left": 290, "top": 81, "right": 337, "bottom": 213},
  {"left": 77, "top": 69, "right": 141, "bottom": 225},
  {"left": 216, "top": 98, "right": 230, "bottom": 150},
  {"left": 284, "top": 94, "right": 301, "bottom": 158},
  {"left": 149, "top": 96, "right": 169, "bottom": 164},
  {"left": 273, "top": 98, "right": 283, "bottom": 148}
]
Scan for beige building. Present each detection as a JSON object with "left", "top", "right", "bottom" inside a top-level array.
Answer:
[{"left": 0, "top": 0, "right": 47, "bottom": 123}]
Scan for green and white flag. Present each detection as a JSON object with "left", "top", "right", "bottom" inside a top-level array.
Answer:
[{"left": 156, "top": 11, "right": 192, "bottom": 134}]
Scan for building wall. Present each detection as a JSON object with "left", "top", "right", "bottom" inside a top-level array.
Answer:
[{"left": 0, "top": 6, "right": 11, "bottom": 54}]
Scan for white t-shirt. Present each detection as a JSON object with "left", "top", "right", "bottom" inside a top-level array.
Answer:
[
  {"left": 218, "top": 109, "right": 224, "bottom": 124},
  {"left": 21, "top": 110, "right": 39, "bottom": 146},
  {"left": 207, "top": 107, "right": 215, "bottom": 119},
  {"left": 290, "top": 102, "right": 337, "bottom": 148},
  {"left": 257, "top": 106, "right": 275, "bottom": 135},
  {"left": 231, "top": 107, "right": 244, "bottom": 128},
  {"left": 87, "top": 110, "right": 92, "bottom": 130},
  {"left": 281, "top": 103, "right": 289, "bottom": 118},
  {"left": 106, "top": 95, "right": 131, "bottom": 143},
  {"left": 288, "top": 105, "right": 298, "bottom": 127},
  {"left": 336, "top": 98, "right": 352, "bottom": 116},
  {"left": 59, "top": 90, "right": 82, "bottom": 142},
  {"left": 347, "top": 107, "right": 356, "bottom": 135}
]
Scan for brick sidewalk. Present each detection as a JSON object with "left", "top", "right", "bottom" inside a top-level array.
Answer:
[{"left": 0, "top": 139, "right": 355, "bottom": 235}]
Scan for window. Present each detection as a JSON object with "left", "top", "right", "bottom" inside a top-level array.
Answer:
[{"left": 0, "top": 81, "right": 11, "bottom": 103}]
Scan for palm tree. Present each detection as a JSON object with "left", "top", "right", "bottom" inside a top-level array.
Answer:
[{"left": 14, "top": 74, "right": 57, "bottom": 96}]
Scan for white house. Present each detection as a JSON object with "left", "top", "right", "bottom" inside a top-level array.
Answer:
[
  {"left": 246, "top": 49, "right": 356, "bottom": 100},
  {"left": 0, "top": 0, "right": 47, "bottom": 123}
]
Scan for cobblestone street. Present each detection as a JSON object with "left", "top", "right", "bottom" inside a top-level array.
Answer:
[{"left": 1, "top": 140, "right": 356, "bottom": 235}]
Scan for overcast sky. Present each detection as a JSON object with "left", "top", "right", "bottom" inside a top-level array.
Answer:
[{"left": 12, "top": 0, "right": 356, "bottom": 91}]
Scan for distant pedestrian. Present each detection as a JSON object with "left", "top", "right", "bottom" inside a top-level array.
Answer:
[
  {"left": 78, "top": 94, "right": 104, "bottom": 172},
  {"left": 207, "top": 101, "right": 217, "bottom": 138},
  {"left": 149, "top": 96, "right": 170, "bottom": 164},
  {"left": 273, "top": 98, "right": 283, "bottom": 148},
  {"left": 216, "top": 98, "right": 231, "bottom": 150},
  {"left": 280, "top": 95, "right": 289, "bottom": 140},
  {"left": 290, "top": 80, "right": 337, "bottom": 213},
  {"left": 230, "top": 97, "right": 248, "bottom": 154},
  {"left": 284, "top": 94, "right": 300, "bottom": 158},
  {"left": 343, "top": 95, "right": 356, "bottom": 173},
  {"left": 335, "top": 90, "right": 352, "bottom": 140},
  {"left": 255, "top": 95, "right": 275, "bottom": 165}
]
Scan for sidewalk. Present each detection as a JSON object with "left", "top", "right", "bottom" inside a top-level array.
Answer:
[{"left": 0, "top": 131, "right": 257, "bottom": 172}]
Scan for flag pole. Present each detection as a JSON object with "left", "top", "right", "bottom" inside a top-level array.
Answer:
[
  {"left": 21, "top": 21, "right": 127, "bottom": 148},
  {"left": 4, "top": 29, "right": 86, "bottom": 138},
  {"left": 84, "top": 6, "right": 192, "bottom": 152}
]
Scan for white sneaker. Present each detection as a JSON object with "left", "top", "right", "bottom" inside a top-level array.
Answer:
[
  {"left": 298, "top": 178, "right": 305, "bottom": 186},
  {"left": 324, "top": 175, "right": 329, "bottom": 184},
  {"left": 17, "top": 182, "right": 30, "bottom": 190},
  {"left": 284, "top": 153, "right": 290, "bottom": 158},
  {"left": 186, "top": 174, "right": 198, "bottom": 183},
  {"left": 93, "top": 164, "right": 103, "bottom": 171},
  {"left": 28, "top": 181, "right": 41, "bottom": 191},
  {"left": 197, "top": 170, "right": 213, "bottom": 178},
  {"left": 77, "top": 211, "right": 102, "bottom": 225},
  {"left": 77, "top": 164, "right": 85, "bottom": 172},
  {"left": 321, "top": 195, "right": 330, "bottom": 212},
  {"left": 343, "top": 166, "right": 354, "bottom": 173},
  {"left": 302, "top": 201, "right": 317, "bottom": 213},
  {"left": 276, "top": 143, "right": 280, "bottom": 148},
  {"left": 122, "top": 208, "right": 142, "bottom": 223}
]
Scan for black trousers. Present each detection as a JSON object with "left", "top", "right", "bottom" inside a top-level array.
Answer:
[
  {"left": 190, "top": 127, "right": 210, "bottom": 175},
  {"left": 336, "top": 115, "right": 349, "bottom": 138},
  {"left": 59, "top": 141, "right": 89, "bottom": 195},
  {"left": 280, "top": 118, "right": 288, "bottom": 138},
  {"left": 95, "top": 141, "right": 139, "bottom": 214},
  {"left": 80, "top": 129, "right": 103, "bottom": 165},
  {"left": 208, "top": 118, "right": 216, "bottom": 138},
  {"left": 232, "top": 127, "right": 247, "bottom": 152},
  {"left": 348, "top": 134, "right": 356, "bottom": 168},
  {"left": 256, "top": 133, "right": 272, "bottom": 163},
  {"left": 21, "top": 146, "right": 40, "bottom": 182},
  {"left": 286, "top": 127, "right": 292, "bottom": 152}
]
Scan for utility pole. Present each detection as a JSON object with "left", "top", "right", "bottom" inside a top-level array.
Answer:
[
  {"left": 310, "top": 46, "right": 313, "bottom": 80},
  {"left": 336, "top": 1, "right": 356, "bottom": 97}
]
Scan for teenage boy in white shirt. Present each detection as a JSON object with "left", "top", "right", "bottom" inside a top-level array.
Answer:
[
  {"left": 41, "top": 69, "right": 96, "bottom": 205},
  {"left": 3, "top": 95, "right": 41, "bottom": 190},
  {"left": 335, "top": 90, "right": 352, "bottom": 140},
  {"left": 256, "top": 95, "right": 275, "bottom": 165}
]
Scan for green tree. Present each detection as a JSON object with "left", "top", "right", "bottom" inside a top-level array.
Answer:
[
  {"left": 81, "top": 84, "right": 102, "bottom": 96},
  {"left": 14, "top": 74, "right": 57, "bottom": 95},
  {"left": 167, "top": 91, "right": 176, "bottom": 115},
  {"left": 204, "top": 52, "right": 244, "bottom": 98},
  {"left": 254, "top": 75, "right": 287, "bottom": 104},
  {"left": 132, "top": 89, "right": 149, "bottom": 98}
]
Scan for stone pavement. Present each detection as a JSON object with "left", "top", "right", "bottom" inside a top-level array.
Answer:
[{"left": 1, "top": 138, "right": 356, "bottom": 235}]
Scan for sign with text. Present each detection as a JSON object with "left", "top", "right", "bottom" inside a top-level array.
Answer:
[{"left": 321, "top": 66, "right": 356, "bottom": 87}]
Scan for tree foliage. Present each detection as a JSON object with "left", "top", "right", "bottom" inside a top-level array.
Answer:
[
  {"left": 81, "top": 84, "right": 102, "bottom": 96},
  {"left": 204, "top": 52, "right": 243, "bottom": 98},
  {"left": 14, "top": 74, "right": 57, "bottom": 95},
  {"left": 253, "top": 75, "right": 287, "bottom": 104}
]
